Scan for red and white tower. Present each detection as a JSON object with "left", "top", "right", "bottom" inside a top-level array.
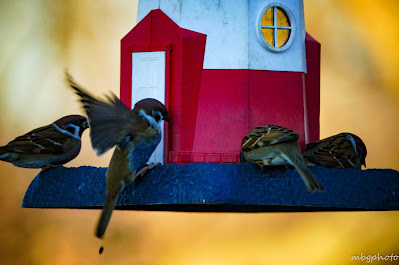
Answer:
[{"left": 120, "top": 0, "right": 320, "bottom": 164}]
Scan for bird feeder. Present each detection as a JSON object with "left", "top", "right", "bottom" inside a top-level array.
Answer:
[
  {"left": 120, "top": 0, "right": 320, "bottom": 165},
  {"left": 22, "top": 0, "right": 399, "bottom": 214}
]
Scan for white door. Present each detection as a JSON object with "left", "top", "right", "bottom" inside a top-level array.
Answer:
[{"left": 132, "top": 51, "right": 166, "bottom": 164}]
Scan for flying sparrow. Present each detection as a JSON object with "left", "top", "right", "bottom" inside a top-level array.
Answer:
[
  {"left": 303, "top": 132, "right": 367, "bottom": 169},
  {"left": 240, "top": 125, "right": 324, "bottom": 193},
  {"left": 0, "top": 115, "right": 88, "bottom": 169},
  {"left": 67, "top": 73, "right": 169, "bottom": 239}
]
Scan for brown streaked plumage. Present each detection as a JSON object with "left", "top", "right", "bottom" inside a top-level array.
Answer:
[
  {"left": 67, "top": 72, "right": 169, "bottom": 239},
  {"left": 303, "top": 132, "right": 367, "bottom": 169},
  {"left": 240, "top": 125, "right": 324, "bottom": 193},
  {"left": 0, "top": 115, "right": 88, "bottom": 169}
]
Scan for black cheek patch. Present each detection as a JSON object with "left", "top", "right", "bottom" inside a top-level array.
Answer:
[{"left": 66, "top": 127, "right": 75, "bottom": 134}]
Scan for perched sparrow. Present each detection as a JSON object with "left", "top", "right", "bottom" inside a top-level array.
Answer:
[
  {"left": 240, "top": 125, "right": 324, "bottom": 193},
  {"left": 67, "top": 73, "right": 169, "bottom": 239},
  {"left": 0, "top": 115, "right": 88, "bottom": 169},
  {"left": 303, "top": 133, "right": 367, "bottom": 169}
]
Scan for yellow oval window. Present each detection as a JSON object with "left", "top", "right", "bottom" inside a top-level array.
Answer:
[{"left": 258, "top": 3, "right": 295, "bottom": 52}]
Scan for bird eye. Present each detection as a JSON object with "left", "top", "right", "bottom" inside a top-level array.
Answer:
[
  {"left": 152, "top": 111, "right": 162, "bottom": 122},
  {"left": 155, "top": 115, "right": 161, "bottom": 122}
]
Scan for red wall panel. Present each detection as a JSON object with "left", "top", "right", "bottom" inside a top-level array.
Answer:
[
  {"left": 192, "top": 70, "right": 249, "bottom": 153},
  {"left": 249, "top": 70, "right": 306, "bottom": 149},
  {"left": 171, "top": 69, "right": 310, "bottom": 163}
]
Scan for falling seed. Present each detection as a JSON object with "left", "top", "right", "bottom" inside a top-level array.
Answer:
[{"left": 99, "top": 246, "right": 104, "bottom": 254}]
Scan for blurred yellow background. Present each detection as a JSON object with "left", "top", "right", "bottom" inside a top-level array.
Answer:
[{"left": 0, "top": 0, "right": 398, "bottom": 264}]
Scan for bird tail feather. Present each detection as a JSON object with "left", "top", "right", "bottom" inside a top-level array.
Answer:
[
  {"left": 281, "top": 151, "right": 324, "bottom": 193},
  {"left": 95, "top": 190, "right": 121, "bottom": 239}
]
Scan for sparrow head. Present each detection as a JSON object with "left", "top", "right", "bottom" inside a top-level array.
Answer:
[
  {"left": 344, "top": 132, "right": 367, "bottom": 168},
  {"left": 53, "top": 115, "right": 89, "bottom": 138},
  {"left": 134, "top": 98, "right": 169, "bottom": 128}
]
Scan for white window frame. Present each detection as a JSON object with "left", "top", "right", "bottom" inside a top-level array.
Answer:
[{"left": 256, "top": 2, "right": 296, "bottom": 53}]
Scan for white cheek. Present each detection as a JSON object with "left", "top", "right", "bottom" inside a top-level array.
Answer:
[
  {"left": 67, "top": 124, "right": 80, "bottom": 138},
  {"left": 52, "top": 123, "right": 80, "bottom": 140},
  {"left": 139, "top": 109, "right": 161, "bottom": 130}
]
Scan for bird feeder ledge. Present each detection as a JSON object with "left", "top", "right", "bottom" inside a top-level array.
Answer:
[{"left": 22, "top": 164, "right": 399, "bottom": 212}]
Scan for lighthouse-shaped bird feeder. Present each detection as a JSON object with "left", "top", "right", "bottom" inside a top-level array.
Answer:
[
  {"left": 22, "top": 0, "right": 399, "bottom": 212},
  {"left": 120, "top": 0, "right": 321, "bottom": 165}
]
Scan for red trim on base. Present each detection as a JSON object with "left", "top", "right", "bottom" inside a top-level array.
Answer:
[{"left": 169, "top": 152, "right": 240, "bottom": 164}]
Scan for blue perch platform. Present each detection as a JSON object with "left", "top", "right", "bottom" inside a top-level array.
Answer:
[{"left": 22, "top": 163, "right": 399, "bottom": 212}]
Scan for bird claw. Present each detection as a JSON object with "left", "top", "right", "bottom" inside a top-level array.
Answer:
[{"left": 136, "top": 162, "right": 161, "bottom": 178}]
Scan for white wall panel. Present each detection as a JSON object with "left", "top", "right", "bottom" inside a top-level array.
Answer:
[{"left": 137, "top": 0, "right": 307, "bottom": 73}]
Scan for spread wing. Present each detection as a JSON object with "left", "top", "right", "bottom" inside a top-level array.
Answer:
[
  {"left": 303, "top": 135, "right": 360, "bottom": 168},
  {"left": 67, "top": 72, "right": 146, "bottom": 155},
  {"left": 241, "top": 125, "right": 299, "bottom": 151},
  {"left": 4, "top": 125, "right": 67, "bottom": 155}
]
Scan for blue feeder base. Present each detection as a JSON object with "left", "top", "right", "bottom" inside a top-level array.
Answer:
[{"left": 22, "top": 163, "right": 399, "bottom": 212}]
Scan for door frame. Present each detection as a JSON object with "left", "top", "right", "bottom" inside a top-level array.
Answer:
[{"left": 125, "top": 45, "right": 171, "bottom": 164}]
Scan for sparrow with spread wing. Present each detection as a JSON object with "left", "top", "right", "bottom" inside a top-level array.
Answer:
[
  {"left": 240, "top": 125, "right": 324, "bottom": 193},
  {"left": 0, "top": 115, "right": 88, "bottom": 169},
  {"left": 303, "top": 133, "right": 367, "bottom": 169},
  {"left": 67, "top": 73, "right": 169, "bottom": 239}
]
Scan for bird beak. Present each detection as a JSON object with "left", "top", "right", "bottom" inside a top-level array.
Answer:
[
  {"left": 163, "top": 116, "right": 170, "bottom": 122},
  {"left": 82, "top": 120, "right": 90, "bottom": 129}
]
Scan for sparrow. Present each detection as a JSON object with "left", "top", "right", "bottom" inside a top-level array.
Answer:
[
  {"left": 67, "top": 73, "right": 169, "bottom": 239},
  {"left": 240, "top": 125, "right": 324, "bottom": 193},
  {"left": 303, "top": 133, "right": 367, "bottom": 169},
  {"left": 0, "top": 115, "right": 88, "bottom": 169}
]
